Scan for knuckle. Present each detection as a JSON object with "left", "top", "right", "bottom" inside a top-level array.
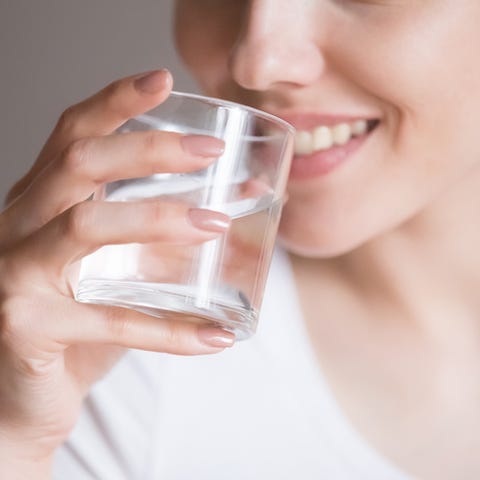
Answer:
[
  {"left": 63, "top": 203, "right": 95, "bottom": 243},
  {"left": 61, "top": 138, "right": 93, "bottom": 178},
  {"left": 143, "top": 131, "right": 162, "bottom": 157},
  {"left": 4, "top": 176, "right": 28, "bottom": 206},
  {"left": 103, "top": 308, "right": 132, "bottom": 341},
  {"left": 148, "top": 200, "right": 165, "bottom": 224},
  {"left": 142, "top": 132, "right": 164, "bottom": 175},
  {"left": 1, "top": 307, "right": 56, "bottom": 378},
  {"left": 56, "top": 105, "right": 79, "bottom": 135},
  {"left": 16, "top": 355, "right": 55, "bottom": 379},
  {"left": 0, "top": 295, "right": 34, "bottom": 342}
]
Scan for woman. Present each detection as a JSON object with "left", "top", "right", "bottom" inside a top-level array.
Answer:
[{"left": 2, "top": 1, "right": 480, "bottom": 478}]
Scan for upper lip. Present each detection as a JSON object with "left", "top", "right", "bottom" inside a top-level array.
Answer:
[{"left": 264, "top": 111, "right": 381, "bottom": 131}]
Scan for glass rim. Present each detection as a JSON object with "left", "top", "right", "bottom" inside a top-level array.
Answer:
[{"left": 158, "top": 90, "right": 296, "bottom": 136}]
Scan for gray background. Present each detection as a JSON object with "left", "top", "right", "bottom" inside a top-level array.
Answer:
[{"left": 0, "top": 0, "right": 197, "bottom": 201}]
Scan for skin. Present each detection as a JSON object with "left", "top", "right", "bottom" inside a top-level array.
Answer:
[
  {"left": 0, "top": 71, "right": 237, "bottom": 478},
  {"left": 173, "top": 1, "right": 480, "bottom": 479},
  {"left": 2, "top": 0, "right": 480, "bottom": 478}
]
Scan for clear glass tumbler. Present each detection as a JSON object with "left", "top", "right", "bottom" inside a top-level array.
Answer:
[{"left": 75, "top": 92, "right": 294, "bottom": 339}]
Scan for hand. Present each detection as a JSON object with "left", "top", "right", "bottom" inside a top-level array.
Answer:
[{"left": 0, "top": 69, "right": 236, "bottom": 471}]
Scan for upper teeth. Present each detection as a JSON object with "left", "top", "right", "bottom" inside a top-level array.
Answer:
[{"left": 294, "top": 119, "right": 369, "bottom": 155}]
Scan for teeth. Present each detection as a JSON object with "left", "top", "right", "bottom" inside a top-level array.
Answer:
[
  {"left": 313, "top": 126, "right": 333, "bottom": 150},
  {"left": 351, "top": 119, "right": 368, "bottom": 136},
  {"left": 294, "top": 131, "right": 313, "bottom": 155},
  {"left": 294, "top": 119, "right": 372, "bottom": 155},
  {"left": 332, "top": 123, "right": 352, "bottom": 146}
]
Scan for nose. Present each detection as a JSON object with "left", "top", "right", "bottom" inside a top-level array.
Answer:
[{"left": 228, "top": 0, "right": 325, "bottom": 91}]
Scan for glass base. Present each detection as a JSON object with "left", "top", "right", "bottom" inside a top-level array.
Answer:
[{"left": 76, "top": 279, "right": 257, "bottom": 340}]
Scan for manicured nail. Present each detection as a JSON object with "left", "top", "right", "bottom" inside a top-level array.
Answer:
[
  {"left": 181, "top": 135, "right": 225, "bottom": 157},
  {"left": 188, "top": 208, "right": 231, "bottom": 233},
  {"left": 198, "top": 326, "right": 236, "bottom": 348},
  {"left": 134, "top": 69, "right": 170, "bottom": 94}
]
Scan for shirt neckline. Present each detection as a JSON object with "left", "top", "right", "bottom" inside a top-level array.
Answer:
[{"left": 272, "top": 246, "right": 412, "bottom": 480}]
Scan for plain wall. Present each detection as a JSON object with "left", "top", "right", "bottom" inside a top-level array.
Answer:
[{"left": 0, "top": 0, "right": 198, "bottom": 201}]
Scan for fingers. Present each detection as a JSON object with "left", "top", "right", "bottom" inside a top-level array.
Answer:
[
  {"left": 63, "top": 302, "right": 235, "bottom": 355},
  {"left": 4, "top": 294, "right": 235, "bottom": 356},
  {"left": 5, "top": 69, "right": 173, "bottom": 206},
  {"left": 3, "top": 131, "right": 225, "bottom": 240},
  {"left": 8, "top": 199, "right": 231, "bottom": 277}
]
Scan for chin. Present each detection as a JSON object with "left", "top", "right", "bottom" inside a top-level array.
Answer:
[
  {"left": 275, "top": 200, "right": 370, "bottom": 258},
  {"left": 276, "top": 226, "right": 367, "bottom": 259}
]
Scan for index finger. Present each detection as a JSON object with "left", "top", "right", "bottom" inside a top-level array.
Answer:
[{"left": 6, "top": 69, "right": 173, "bottom": 205}]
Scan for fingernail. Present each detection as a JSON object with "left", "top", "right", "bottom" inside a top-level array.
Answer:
[
  {"left": 181, "top": 135, "right": 225, "bottom": 157},
  {"left": 188, "top": 208, "right": 231, "bottom": 233},
  {"left": 134, "top": 69, "right": 170, "bottom": 94},
  {"left": 198, "top": 326, "right": 236, "bottom": 348}
]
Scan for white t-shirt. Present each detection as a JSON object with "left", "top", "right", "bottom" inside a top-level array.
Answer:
[{"left": 54, "top": 248, "right": 411, "bottom": 480}]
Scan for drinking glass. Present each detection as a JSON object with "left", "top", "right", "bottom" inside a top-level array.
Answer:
[{"left": 75, "top": 92, "right": 294, "bottom": 339}]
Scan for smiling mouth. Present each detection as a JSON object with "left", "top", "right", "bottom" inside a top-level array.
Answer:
[
  {"left": 282, "top": 117, "right": 380, "bottom": 180},
  {"left": 294, "top": 119, "right": 379, "bottom": 156}
]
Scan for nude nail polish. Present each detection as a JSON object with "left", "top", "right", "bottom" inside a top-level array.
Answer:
[
  {"left": 198, "top": 327, "right": 236, "bottom": 348},
  {"left": 181, "top": 135, "right": 225, "bottom": 157},
  {"left": 188, "top": 208, "right": 231, "bottom": 233},
  {"left": 134, "top": 69, "right": 170, "bottom": 94}
]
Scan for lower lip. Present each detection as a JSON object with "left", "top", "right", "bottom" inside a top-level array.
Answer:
[{"left": 288, "top": 132, "right": 372, "bottom": 180}]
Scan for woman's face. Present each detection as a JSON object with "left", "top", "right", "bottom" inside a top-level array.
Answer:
[{"left": 174, "top": 0, "right": 480, "bottom": 257}]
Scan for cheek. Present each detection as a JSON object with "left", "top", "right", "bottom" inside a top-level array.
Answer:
[
  {"left": 279, "top": 101, "right": 480, "bottom": 258},
  {"left": 280, "top": 7, "right": 480, "bottom": 258},
  {"left": 174, "top": 2, "right": 242, "bottom": 94},
  {"left": 332, "top": 3, "right": 480, "bottom": 153}
]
